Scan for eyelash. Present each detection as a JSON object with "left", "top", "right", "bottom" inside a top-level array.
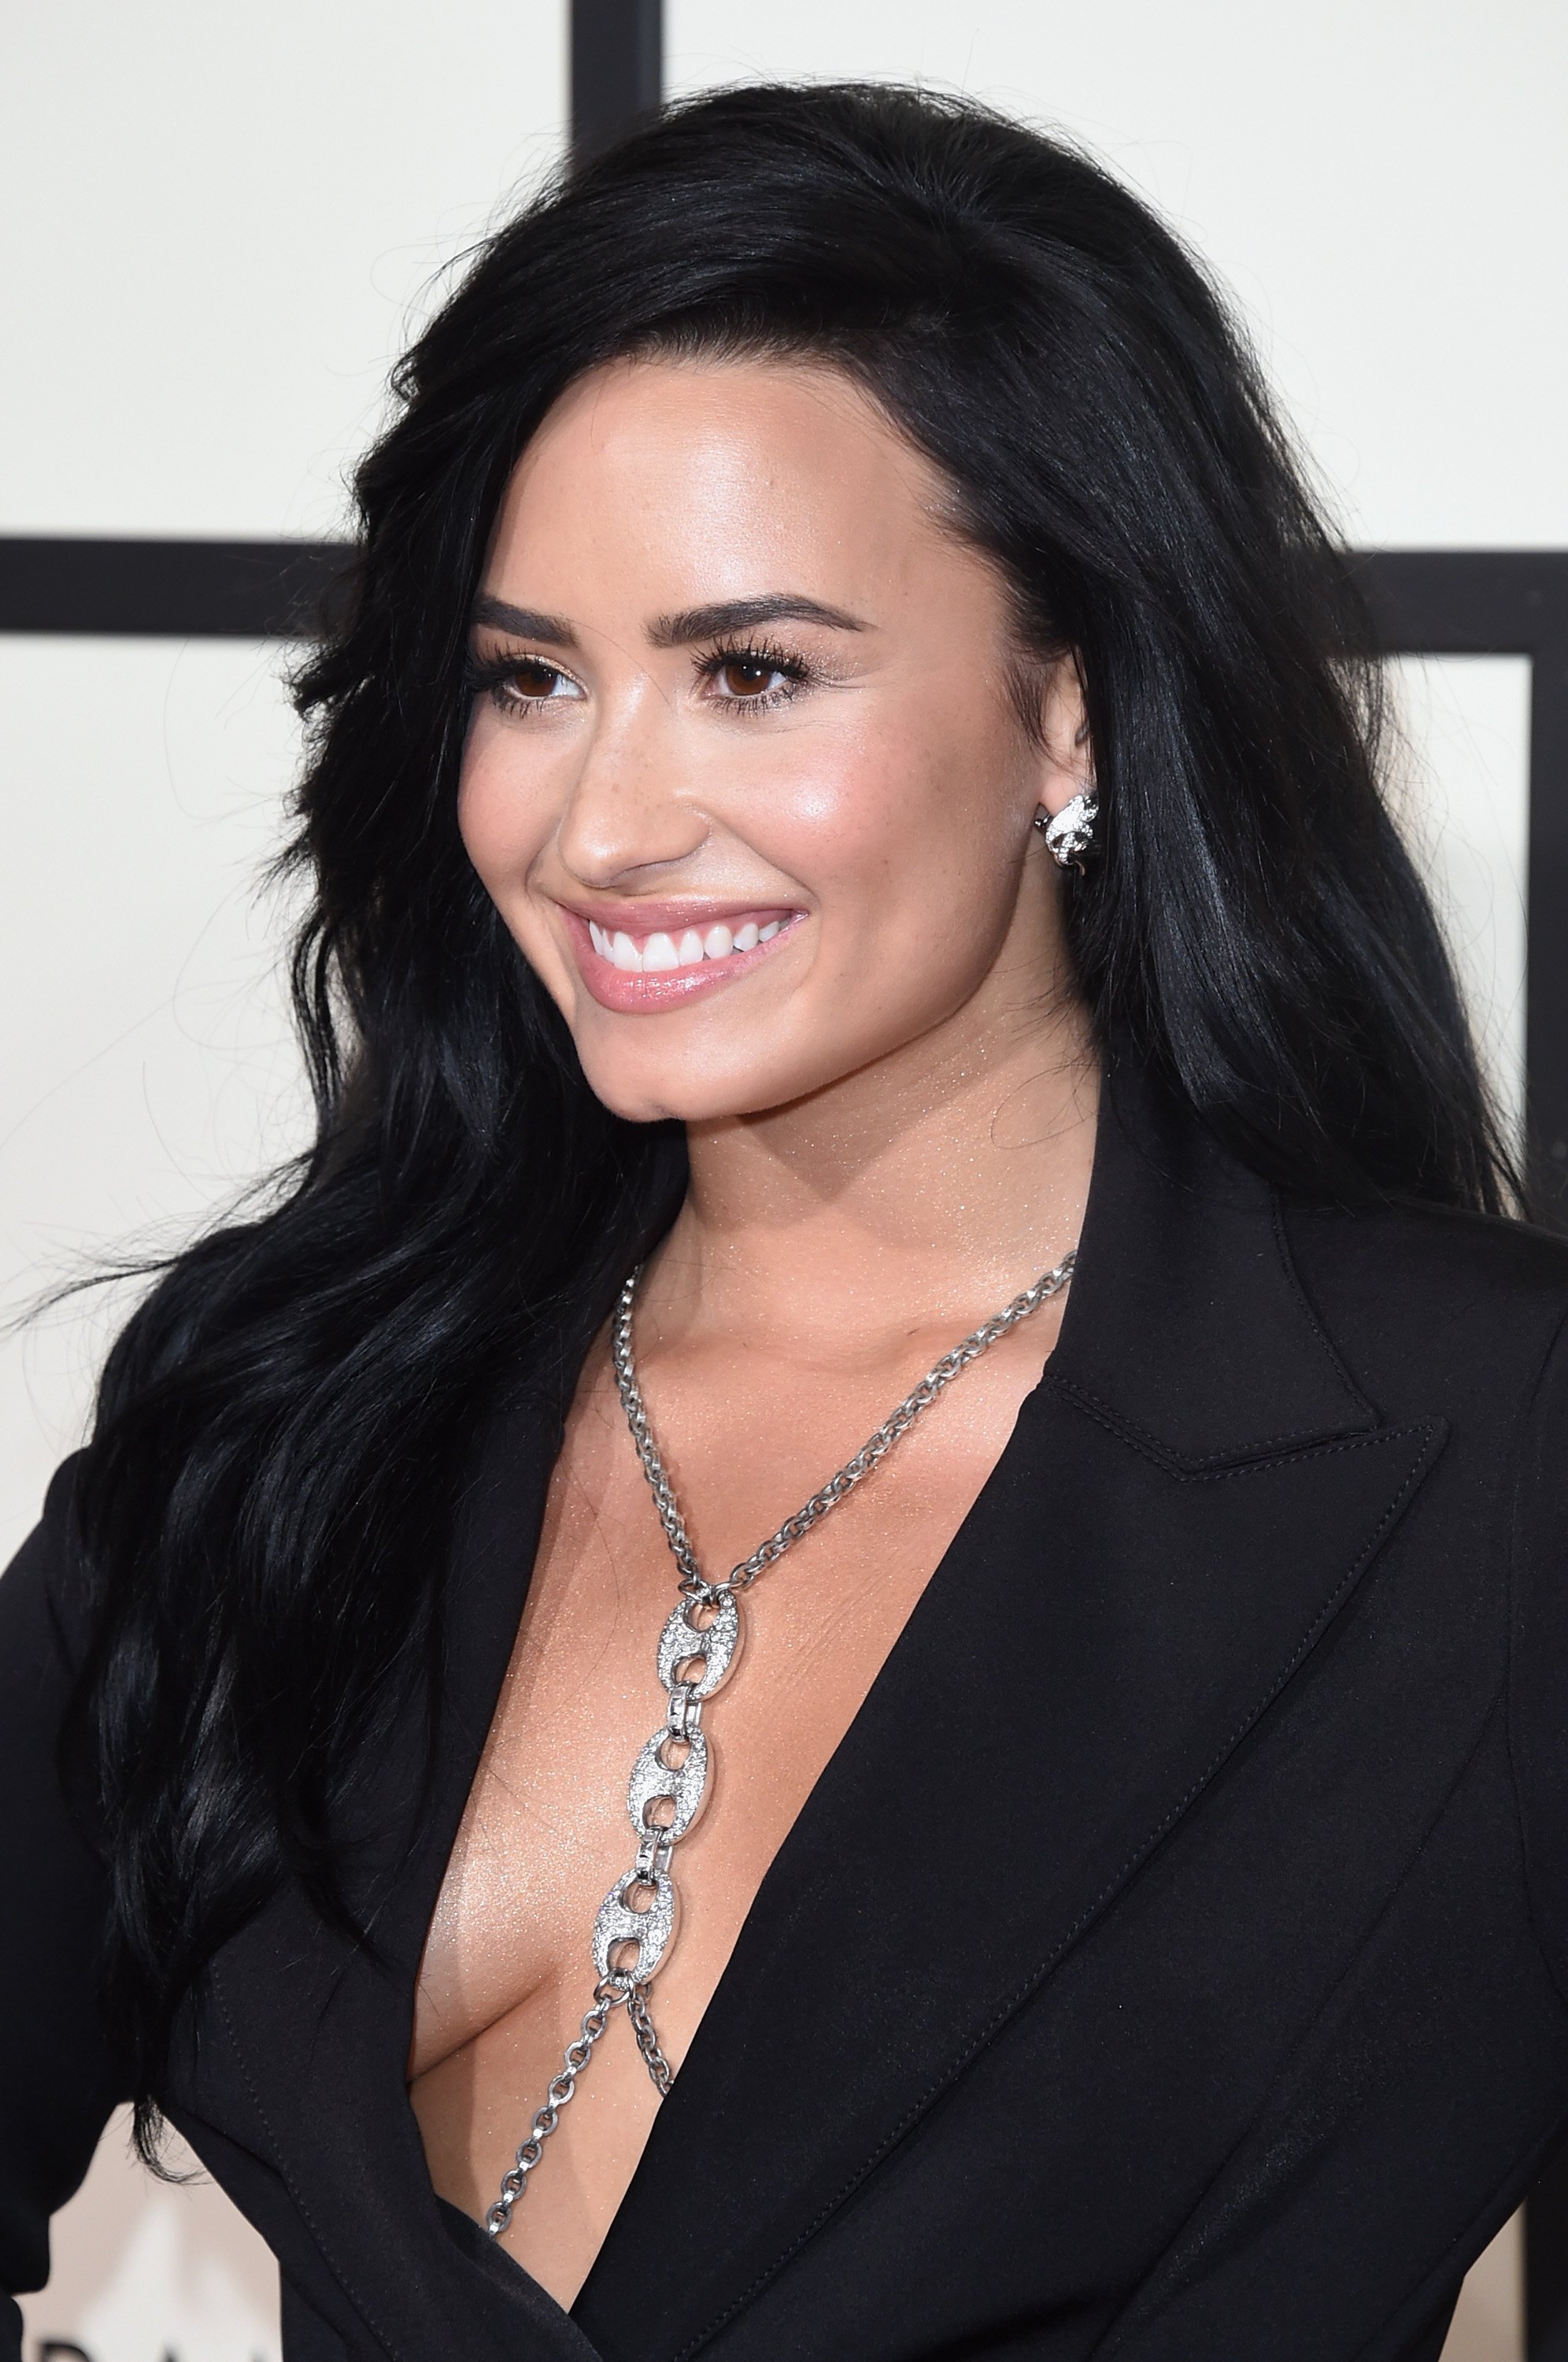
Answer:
[
  {"left": 699, "top": 636, "right": 813, "bottom": 717},
  {"left": 465, "top": 635, "right": 814, "bottom": 721}
]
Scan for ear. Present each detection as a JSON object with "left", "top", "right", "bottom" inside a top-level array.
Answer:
[{"left": 1032, "top": 654, "right": 1094, "bottom": 824}]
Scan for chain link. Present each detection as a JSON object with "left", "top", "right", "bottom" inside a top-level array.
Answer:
[
  {"left": 484, "top": 1981, "right": 624, "bottom": 2239},
  {"left": 612, "top": 1252, "right": 1076, "bottom": 1595},
  {"left": 626, "top": 1983, "right": 675, "bottom": 2094},
  {"left": 484, "top": 1245, "right": 1075, "bottom": 2239}
]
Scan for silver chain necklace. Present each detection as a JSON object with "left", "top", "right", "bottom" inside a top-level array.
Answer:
[{"left": 483, "top": 1247, "right": 1077, "bottom": 2238}]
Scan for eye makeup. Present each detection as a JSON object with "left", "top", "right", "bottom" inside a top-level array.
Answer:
[
  {"left": 464, "top": 650, "right": 584, "bottom": 714},
  {"left": 693, "top": 635, "right": 812, "bottom": 716},
  {"left": 464, "top": 633, "right": 820, "bottom": 721}
]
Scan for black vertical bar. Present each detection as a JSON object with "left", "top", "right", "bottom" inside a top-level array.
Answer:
[
  {"left": 1521, "top": 585, "right": 1568, "bottom": 2358},
  {"left": 1527, "top": 635, "right": 1568, "bottom": 1220},
  {"left": 571, "top": 0, "right": 662, "bottom": 165}
]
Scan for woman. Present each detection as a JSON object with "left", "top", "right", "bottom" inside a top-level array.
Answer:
[{"left": 3, "top": 78, "right": 1565, "bottom": 2362}]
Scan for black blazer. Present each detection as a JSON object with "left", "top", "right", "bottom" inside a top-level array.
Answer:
[{"left": 7, "top": 1054, "right": 1568, "bottom": 2362}]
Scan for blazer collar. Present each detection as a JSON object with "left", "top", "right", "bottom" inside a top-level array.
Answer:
[
  {"left": 198, "top": 1046, "right": 1439, "bottom": 2362},
  {"left": 1043, "top": 1043, "right": 1379, "bottom": 1467}
]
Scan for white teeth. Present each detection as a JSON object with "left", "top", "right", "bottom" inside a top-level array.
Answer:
[{"left": 590, "top": 914, "right": 790, "bottom": 976}]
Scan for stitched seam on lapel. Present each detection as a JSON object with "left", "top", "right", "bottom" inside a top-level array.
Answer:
[
  {"left": 1269, "top": 1190, "right": 1377, "bottom": 1423},
  {"left": 1041, "top": 1375, "right": 1418, "bottom": 1476},
  {"left": 212, "top": 1964, "right": 410, "bottom": 2362},
  {"left": 668, "top": 1416, "right": 1443, "bottom": 2362}
]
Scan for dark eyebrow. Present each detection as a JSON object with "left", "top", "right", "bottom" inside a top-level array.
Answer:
[
  {"left": 648, "top": 594, "right": 868, "bottom": 647},
  {"left": 469, "top": 590, "right": 870, "bottom": 650},
  {"left": 470, "top": 594, "right": 579, "bottom": 646}
]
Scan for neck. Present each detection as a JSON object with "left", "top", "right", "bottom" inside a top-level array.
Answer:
[{"left": 649, "top": 989, "right": 1099, "bottom": 1357}]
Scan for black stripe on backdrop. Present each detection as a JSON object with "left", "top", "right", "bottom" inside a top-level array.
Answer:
[
  {"left": 5, "top": 0, "right": 1567, "bottom": 2342},
  {"left": 572, "top": 0, "right": 660, "bottom": 161},
  {"left": 0, "top": 535, "right": 343, "bottom": 639}
]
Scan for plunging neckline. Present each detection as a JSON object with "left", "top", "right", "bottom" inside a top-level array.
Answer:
[
  {"left": 397, "top": 1255, "right": 1090, "bottom": 2328},
  {"left": 198, "top": 1046, "right": 1426, "bottom": 2362}
]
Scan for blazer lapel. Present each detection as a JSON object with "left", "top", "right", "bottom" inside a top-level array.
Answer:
[
  {"left": 187, "top": 1381, "right": 605, "bottom": 2362},
  {"left": 575, "top": 1055, "right": 1443, "bottom": 2362}
]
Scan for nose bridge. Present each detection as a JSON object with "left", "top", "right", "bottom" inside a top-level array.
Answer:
[{"left": 556, "top": 662, "right": 704, "bottom": 883}]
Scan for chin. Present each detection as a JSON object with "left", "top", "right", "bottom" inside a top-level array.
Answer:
[
  {"left": 573, "top": 1061, "right": 793, "bottom": 1127},
  {"left": 569, "top": 1027, "right": 847, "bottom": 1127}
]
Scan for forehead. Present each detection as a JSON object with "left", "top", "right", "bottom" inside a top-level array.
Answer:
[{"left": 485, "top": 353, "right": 977, "bottom": 606}]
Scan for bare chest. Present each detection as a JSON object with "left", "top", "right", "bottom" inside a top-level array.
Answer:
[{"left": 406, "top": 1324, "right": 1056, "bottom": 2304}]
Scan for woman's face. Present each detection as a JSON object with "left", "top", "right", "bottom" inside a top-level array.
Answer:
[{"left": 460, "top": 354, "right": 1086, "bottom": 1124}]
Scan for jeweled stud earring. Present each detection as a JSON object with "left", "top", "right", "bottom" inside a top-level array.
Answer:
[{"left": 1036, "top": 787, "right": 1100, "bottom": 871}]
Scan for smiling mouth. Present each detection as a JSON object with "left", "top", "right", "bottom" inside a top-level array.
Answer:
[
  {"left": 589, "top": 914, "right": 786, "bottom": 972},
  {"left": 561, "top": 905, "right": 804, "bottom": 1012}
]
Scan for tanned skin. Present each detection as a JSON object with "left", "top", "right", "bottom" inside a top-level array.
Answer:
[{"left": 409, "top": 355, "right": 1098, "bottom": 2308}]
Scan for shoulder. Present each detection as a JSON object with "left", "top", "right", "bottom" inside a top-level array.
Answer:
[
  {"left": 1290, "top": 1189, "right": 1568, "bottom": 1305},
  {"left": 1283, "top": 1194, "right": 1568, "bottom": 1423},
  {"left": 1275, "top": 1196, "right": 1568, "bottom": 1997},
  {"left": 0, "top": 1451, "right": 99, "bottom": 1832},
  {"left": 0, "top": 1449, "right": 94, "bottom": 1675},
  {"left": 0, "top": 1455, "right": 128, "bottom": 2266}
]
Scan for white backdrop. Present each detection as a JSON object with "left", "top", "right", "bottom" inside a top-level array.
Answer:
[{"left": 2, "top": 6, "right": 1559, "bottom": 2359}]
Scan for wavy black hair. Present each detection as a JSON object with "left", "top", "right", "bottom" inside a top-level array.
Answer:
[{"left": 67, "top": 80, "right": 1518, "bottom": 2152}]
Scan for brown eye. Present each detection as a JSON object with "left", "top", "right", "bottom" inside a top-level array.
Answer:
[
  {"left": 714, "top": 657, "right": 784, "bottom": 700},
  {"left": 505, "top": 657, "right": 565, "bottom": 698},
  {"left": 475, "top": 651, "right": 584, "bottom": 716}
]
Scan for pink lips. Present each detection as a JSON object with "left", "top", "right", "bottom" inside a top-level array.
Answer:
[{"left": 560, "top": 904, "right": 805, "bottom": 1013}]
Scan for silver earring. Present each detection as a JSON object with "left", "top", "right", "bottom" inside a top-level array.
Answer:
[{"left": 1036, "top": 787, "right": 1099, "bottom": 871}]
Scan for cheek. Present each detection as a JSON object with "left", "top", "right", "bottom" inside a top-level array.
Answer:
[
  {"left": 764, "top": 750, "right": 902, "bottom": 878},
  {"left": 749, "top": 703, "right": 1022, "bottom": 939},
  {"left": 456, "top": 716, "right": 557, "bottom": 892}
]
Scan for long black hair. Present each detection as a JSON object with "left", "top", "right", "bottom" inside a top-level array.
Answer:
[{"left": 68, "top": 80, "right": 1518, "bottom": 2149}]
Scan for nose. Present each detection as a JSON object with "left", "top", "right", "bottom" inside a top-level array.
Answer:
[{"left": 553, "top": 674, "right": 708, "bottom": 889}]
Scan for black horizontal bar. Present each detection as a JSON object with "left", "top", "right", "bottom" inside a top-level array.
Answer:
[
  {"left": 1354, "top": 549, "right": 1568, "bottom": 657},
  {"left": 5, "top": 540, "right": 1566, "bottom": 657},
  {"left": 0, "top": 537, "right": 349, "bottom": 639}
]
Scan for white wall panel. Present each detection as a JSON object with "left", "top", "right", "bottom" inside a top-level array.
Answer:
[
  {"left": 1389, "top": 656, "right": 1531, "bottom": 1138},
  {"left": 0, "top": 0, "right": 567, "bottom": 537},
  {"left": 668, "top": 0, "right": 1568, "bottom": 550},
  {"left": 0, "top": 633, "right": 305, "bottom": 2353},
  {"left": 0, "top": 635, "right": 309, "bottom": 1563},
  {"left": 20, "top": 2114, "right": 279, "bottom": 2362}
]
